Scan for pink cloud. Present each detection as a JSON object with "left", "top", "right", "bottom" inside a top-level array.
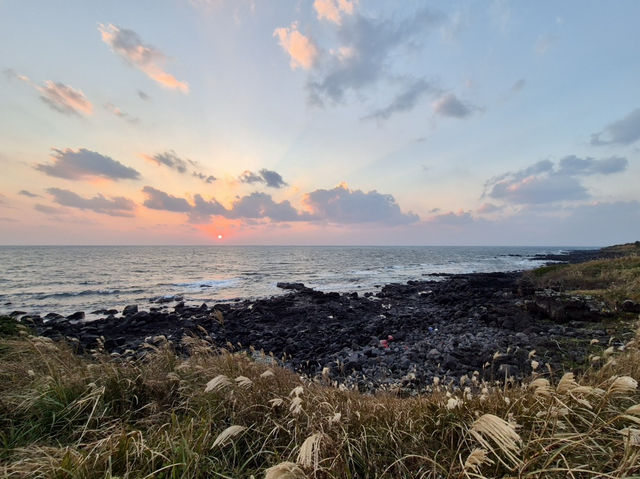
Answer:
[
  {"left": 273, "top": 22, "right": 318, "bottom": 70},
  {"left": 99, "top": 23, "right": 189, "bottom": 93},
  {"left": 313, "top": 0, "right": 357, "bottom": 24}
]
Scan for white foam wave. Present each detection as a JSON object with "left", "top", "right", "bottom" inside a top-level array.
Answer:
[{"left": 174, "top": 279, "right": 238, "bottom": 289}]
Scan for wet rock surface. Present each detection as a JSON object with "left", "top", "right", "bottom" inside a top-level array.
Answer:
[{"left": 12, "top": 249, "right": 636, "bottom": 392}]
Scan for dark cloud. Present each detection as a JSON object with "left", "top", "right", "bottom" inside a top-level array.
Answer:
[
  {"left": 142, "top": 187, "right": 307, "bottom": 224},
  {"left": 142, "top": 186, "right": 192, "bottom": 212},
  {"left": 104, "top": 102, "right": 139, "bottom": 124},
  {"left": 39, "top": 81, "right": 93, "bottom": 116},
  {"left": 193, "top": 172, "right": 216, "bottom": 183},
  {"left": 189, "top": 194, "right": 227, "bottom": 223},
  {"left": 137, "top": 90, "right": 150, "bottom": 101},
  {"left": 557, "top": 155, "right": 628, "bottom": 176},
  {"left": 476, "top": 203, "right": 502, "bottom": 214},
  {"left": 34, "top": 203, "right": 63, "bottom": 214},
  {"left": 47, "top": 187, "right": 135, "bottom": 216},
  {"left": 36, "top": 148, "right": 140, "bottom": 181},
  {"left": 239, "top": 170, "right": 263, "bottom": 184},
  {"left": 227, "top": 192, "right": 304, "bottom": 221},
  {"left": 385, "top": 201, "right": 640, "bottom": 246},
  {"left": 433, "top": 93, "right": 477, "bottom": 118},
  {"left": 484, "top": 155, "right": 628, "bottom": 204},
  {"left": 490, "top": 175, "right": 587, "bottom": 204},
  {"left": 307, "top": 8, "right": 443, "bottom": 105},
  {"left": 19, "top": 190, "right": 40, "bottom": 198},
  {"left": 364, "top": 78, "right": 436, "bottom": 121},
  {"left": 144, "top": 151, "right": 215, "bottom": 182},
  {"left": 144, "top": 150, "right": 188, "bottom": 174},
  {"left": 239, "top": 169, "right": 288, "bottom": 188},
  {"left": 304, "top": 184, "right": 419, "bottom": 224},
  {"left": 429, "top": 210, "right": 474, "bottom": 226},
  {"left": 259, "top": 169, "right": 288, "bottom": 188},
  {"left": 591, "top": 108, "right": 640, "bottom": 146}
]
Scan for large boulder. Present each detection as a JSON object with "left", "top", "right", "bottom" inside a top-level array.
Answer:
[{"left": 532, "top": 291, "right": 611, "bottom": 322}]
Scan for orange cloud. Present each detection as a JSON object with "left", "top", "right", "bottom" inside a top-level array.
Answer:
[
  {"left": 99, "top": 23, "right": 189, "bottom": 93},
  {"left": 313, "top": 0, "right": 357, "bottom": 24},
  {"left": 273, "top": 22, "right": 318, "bottom": 70}
]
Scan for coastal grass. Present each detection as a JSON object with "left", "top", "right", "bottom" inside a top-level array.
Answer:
[
  {"left": 524, "top": 255, "right": 640, "bottom": 305},
  {"left": 1, "top": 327, "right": 640, "bottom": 478}
]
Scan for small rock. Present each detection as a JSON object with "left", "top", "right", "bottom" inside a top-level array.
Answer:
[
  {"left": 122, "top": 305, "right": 138, "bottom": 316},
  {"left": 621, "top": 299, "right": 640, "bottom": 313},
  {"left": 276, "top": 282, "right": 308, "bottom": 291}
]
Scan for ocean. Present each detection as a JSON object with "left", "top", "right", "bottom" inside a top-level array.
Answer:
[{"left": 0, "top": 245, "right": 579, "bottom": 318}]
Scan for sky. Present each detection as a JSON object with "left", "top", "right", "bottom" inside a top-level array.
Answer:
[{"left": 1, "top": 0, "right": 639, "bottom": 246}]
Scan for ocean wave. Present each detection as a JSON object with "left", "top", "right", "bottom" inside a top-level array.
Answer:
[
  {"left": 34, "top": 288, "right": 144, "bottom": 299},
  {"left": 174, "top": 279, "right": 238, "bottom": 289}
]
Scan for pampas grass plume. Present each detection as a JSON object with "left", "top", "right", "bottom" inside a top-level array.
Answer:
[
  {"left": 290, "top": 396, "right": 303, "bottom": 414},
  {"left": 470, "top": 414, "right": 521, "bottom": 467},
  {"left": 269, "top": 398, "right": 284, "bottom": 407},
  {"left": 626, "top": 404, "right": 640, "bottom": 416},
  {"left": 297, "top": 433, "right": 323, "bottom": 470},
  {"left": 235, "top": 375, "right": 253, "bottom": 388},
  {"left": 529, "top": 378, "right": 552, "bottom": 397},
  {"left": 264, "top": 461, "right": 306, "bottom": 479},
  {"left": 463, "top": 447, "right": 494, "bottom": 473},
  {"left": 205, "top": 374, "right": 232, "bottom": 393},
  {"left": 290, "top": 386, "right": 304, "bottom": 397},
  {"left": 556, "top": 372, "right": 578, "bottom": 395},
  {"left": 609, "top": 376, "right": 638, "bottom": 396},
  {"left": 212, "top": 425, "right": 246, "bottom": 448}
]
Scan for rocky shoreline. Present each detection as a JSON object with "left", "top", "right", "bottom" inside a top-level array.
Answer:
[{"left": 9, "top": 247, "right": 639, "bottom": 392}]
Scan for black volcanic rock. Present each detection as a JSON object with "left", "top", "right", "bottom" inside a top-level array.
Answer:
[
  {"left": 276, "top": 282, "right": 310, "bottom": 292},
  {"left": 122, "top": 304, "right": 138, "bottom": 316}
]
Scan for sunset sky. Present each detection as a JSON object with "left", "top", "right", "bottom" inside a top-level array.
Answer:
[{"left": 1, "top": 0, "right": 639, "bottom": 245}]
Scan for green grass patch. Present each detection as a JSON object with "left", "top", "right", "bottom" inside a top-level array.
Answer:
[
  {"left": 0, "top": 316, "right": 20, "bottom": 338},
  {"left": 525, "top": 253, "right": 640, "bottom": 305}
]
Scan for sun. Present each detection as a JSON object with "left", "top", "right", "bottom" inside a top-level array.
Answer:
[{"left": 218, "top": 234, "right": 223, "bottom": 239}]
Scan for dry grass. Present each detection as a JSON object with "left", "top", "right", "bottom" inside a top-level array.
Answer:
[
  {"left": 525, "top": 255, "right": 640, "bottom": 304},
  {"left": 1, "top": 327, "right": 640, "bottom": 478}
]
